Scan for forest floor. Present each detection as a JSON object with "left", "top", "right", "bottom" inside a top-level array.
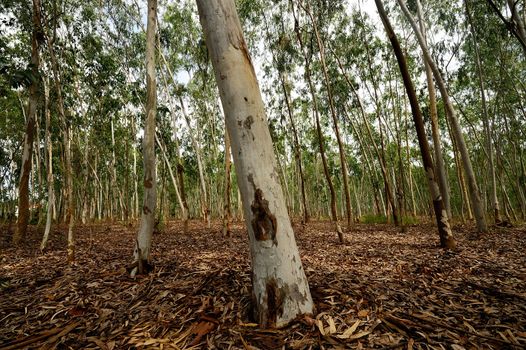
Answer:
[{"left": 0, "top": 219, "right": 525, "bottom": 349}]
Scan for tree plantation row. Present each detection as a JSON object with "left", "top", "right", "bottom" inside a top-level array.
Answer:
[{"left": 1, "top": 0, "right": 525, "bottom": 327}]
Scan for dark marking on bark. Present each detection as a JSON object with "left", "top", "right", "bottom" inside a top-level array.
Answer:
[
  {"left": 238, "top": 40, "right": 257, "bottom": 79},
  {"left": 247, "top": 173, "right": 255, "bottom": 190},
  {"left": 244, "top": 115, "right": 254, "bottom": 129},
  {"left": 251, "top": 189, "right": 277, "bottom": 244},
  {"left": 265, "top": 278, "right": 284, "bottom": 328},
  {"left": 244, "top": 96, "right": 248, "bottom": 102},
  {"left": 220, "top": 73, "right": 227, "bottom": 80},
  {"left": 237, "top": 120, "right": 242, "bottom": 127},
  {"left": 143, "top": 205, "right": 152, "bottom": 215},
  {"left": 144, "top": 178, "right": 153, "bottom": 188}
]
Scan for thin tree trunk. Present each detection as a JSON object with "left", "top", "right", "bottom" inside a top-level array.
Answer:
[
  {"left": 179, "top": 95, "right": 210, "bottom": 229},
  {"left": 329, "top": 50, "right": 386, "bottom": 218},
  {"left": 14, "top": 0, "right": 42, "bottom": 245},
  {"left": 280, "top": 73, "right": 309, "bottom": 223},
  {"left": 196, "top": 0, "right": 314, "bottom": 327},
  {"left": 222, "top": 128, "right": 232, "bottom": 237},
  {"left": 302, "top": 1, "right": 353, "bottom": 229},
  {"left": 397, "top": 0, "right": 488, "bottom": 233},
  {"left": 291, "top": 2, "right": 343, "bottom": 241},
  {"left": 41, "top": 78, "right": 53, "bottom": 251},
  {"left": 376, "top": 0, "right": 455, "bottom": 249},
  {"left": 155, "top": 133, "right": 188, "bottom": 232},
  {"left": 466, "top": 0, "right": 500, "bottom": 224},
  {"left": 416, "top": 0, "right": 452, "bottom": 220},
  {"left": 45, "top": 10, "right": 75, "bottom": 262},
  {"left": 130, "top": 0, "right": 157, "bottom": 276}
]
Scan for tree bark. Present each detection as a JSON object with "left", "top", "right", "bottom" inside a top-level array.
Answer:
[
  {"left": 291, "top": 2, "right": 344, "bottom": 241},
  {"left": 41, "top": 78, "right": 53, "bottom": 251},
  {"left": 222, "top": 128, "right": 232, "bottom": 237},
  {"left": 416, "top": 0, "right": 452, "bottom": 220},
  {"left": 130, "top": 0, "right": 157, "bottom": 276},
  {"left": 196, "top": 0, "right": 314, "bottom": 327},
  {"left": 302, "top": 1, "right": 353, "bottom": 229},
  {"left": 45, "top": 6, "right": 75, "bottom": 262},
  {"left": 376, "top": 0, "right": 455, "bottom": 249},
  {"left": 14, "top": 0, "right": 42, "bottom": 245},
  {"left": 465, "top": 0, "right": 501, "bottom": 224},
  {"left": 155, "top": 133, "right": 188, "bottom": 232},
  {"left": 179, "top": 95, "right": 210, "bottom": 229},
  {"left": 397, "top": 0, "right": 488, "bottom": 233}
]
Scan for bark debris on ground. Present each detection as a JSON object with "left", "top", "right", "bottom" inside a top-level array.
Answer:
[{"left": 1, "top": 220, "right": 525, "bottom": 349}]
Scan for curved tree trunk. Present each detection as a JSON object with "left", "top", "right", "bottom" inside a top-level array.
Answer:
[
  {"left": 376, "top": 0, "right": 455, "bottom": 249},
  {"left": 14, "top": 0, "right": 42, "bottom": 245},
  {"left": 397, "top": 0, "right": 488, "bottom": 233},
  {"left": 130, "top": 0, "right": 157, "bottom": 277},
  {"left": 196, "top": 0, "right": 314, "bottom": 327}
]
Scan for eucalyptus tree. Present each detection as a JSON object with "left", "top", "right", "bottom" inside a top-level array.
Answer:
[
  {"left": 416, "top": 0, "right": 452, "bottom": 220},
  {"left": 259, "top": 4, "right": 310, "bottom": 224},
  {"left": 222, "top": 128, "right": 232, "bottom": 236},
  {"left": 42, "top": 0, "right": 78, "bottom": 261},
  {"left": 196, "top": 0, "right": 314, "bottom": 327},
  {"left": 397, "top": 0, "right": 488, "bottom": 233},
  {"left": 376, "top": 0, "right": 455, "bottom": 249},
  {"left": 291, "top": 0, "right": 344, "bottom": 241},
  {"left": 13, "top": 0, "right": 42, "bottom": 244},
  {"left": 464, "top": 0, "right": 500, "bottom": 224},
  {"left": 300, "top": 0, "right": 354, "bottom": 229},
  {"left": 486, "top": 0, "right": 526, "bottom": 55},
  {"left": 130, "top": 0, "right": 157, "bottom": 277}
]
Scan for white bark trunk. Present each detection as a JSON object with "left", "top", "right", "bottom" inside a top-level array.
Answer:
[
  {"left": 131, "top": 0, "right": 157, "bottom": 276},
  {"left": 155, "top": 133, "right": 188, "bottom": 226},
  {"left": 41, "top": 78, "right": 53, "bottom": 251},
  {"left": 179, "top": 96, "right": 210, "bottom": 228},
  {"left": 196, "top": 0, "right": 314, "bottom": 327}
]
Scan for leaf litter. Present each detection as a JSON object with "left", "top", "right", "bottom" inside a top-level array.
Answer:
[{"left": 0, "top": 220, "right": 525, "bottom": 349}]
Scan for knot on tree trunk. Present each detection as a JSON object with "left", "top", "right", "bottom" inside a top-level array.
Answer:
[{"left": 251, "top": 189, "right": 277, "bottom": 244}]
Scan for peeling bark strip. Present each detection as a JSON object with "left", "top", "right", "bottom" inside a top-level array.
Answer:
[
  {"left": 265, "top": 278, "right": 284, "bottom": 327},
  {"left": 251, "top": 189, "right": 277, "bottom": 243}
]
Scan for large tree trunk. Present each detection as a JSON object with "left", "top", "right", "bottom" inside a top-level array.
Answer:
[
  {"left": 416, "top": 0, "right": 452, "bottom": 220},
  {"left": 376, "top": 0, "right": 455, "bottom": 249},
  {"left": 196, "top": 0, "right": 314, "bottom": 328},
  {"left": 130, "top": 0, "right": 157, "bottom": 277},
  {"left": 14, "top": 0, "right": 42, "bottom": 245},
  {"left": 397, "top": 0, "right": 488, "bottom": 233}
]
